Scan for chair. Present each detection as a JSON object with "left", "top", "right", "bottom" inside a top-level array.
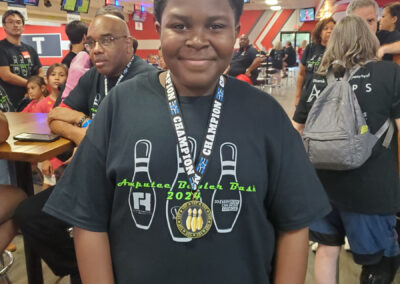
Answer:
[{"left": 0, "top": 250, "right": 14, "bottom": 283}]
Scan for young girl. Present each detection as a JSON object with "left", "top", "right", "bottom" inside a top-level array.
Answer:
[
  {"left": 44, "top": 1, "right": 330, "bottom": 283},
  {"left": 22, "top": 76, "right": 48, "bottom": 113},
  {"left": 35, "top": 63, "right": 67, "bottom": 189},
  {"left": 34, "top": 63, "right": 67, "bottom": 113}
]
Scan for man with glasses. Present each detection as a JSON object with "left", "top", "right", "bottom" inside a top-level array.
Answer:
[
  {"left": 14, "top": 11, "right": 154, "bottom": 284},
  {"left": 0, "top": 10, "right": 44, "bottom": 109}
]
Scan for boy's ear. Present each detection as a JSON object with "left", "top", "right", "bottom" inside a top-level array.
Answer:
[
  {"left": 235, "top": 24, "right": 241, "bottom": 38},
  {"left": 155, "top": 21, "right": 161, "bottom": 36},
  {"left": 40, "top": 85, "right": 47, "bottom": 93}
]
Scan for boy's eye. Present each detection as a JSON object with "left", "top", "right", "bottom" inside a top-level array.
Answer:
[
  {"left": 173, "top": 24, "right": 187, "bottom": 30},
  {"left": 209, "top": 24, "right": 225, "bottom": 30}
]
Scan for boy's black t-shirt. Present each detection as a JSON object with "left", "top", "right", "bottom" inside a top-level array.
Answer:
[
  {"left": 293, "top": 61, "right": 400, "bottom": 214},
  {"left": 300, "top": 43, "right": 326, "bottom": 90},
  {"left": 44, "top": 71, "right": 330, "bottom": 284},
  {"left": 377, "top": 30, "right": 400, "bottom": 61},
  {"left": 0, "top": 39, "right": 42, "bottom": 109},
  {"left": 284, "top": 46, "right": 297, "bottom": 66}
]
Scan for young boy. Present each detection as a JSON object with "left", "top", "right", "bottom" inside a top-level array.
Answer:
[{"left": 44, "top": 0, "right": 330, "bottom": 283}]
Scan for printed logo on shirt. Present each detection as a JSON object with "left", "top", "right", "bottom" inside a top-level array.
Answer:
[{"left": 21, "top": 51, "right": 31, "bottom": 59}]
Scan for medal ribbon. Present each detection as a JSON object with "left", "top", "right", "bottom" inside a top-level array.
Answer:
[
  {"left": 165, "top": 70, "right": 225, "bottom": 193},
  {"left": 104, "top": 55, "right": 135, "bottom": 96}
]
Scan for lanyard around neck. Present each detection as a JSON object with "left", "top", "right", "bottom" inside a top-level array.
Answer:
[
  {"left": 164, "top": 71, "right": 225, "bottom": 193},
  {"left": 104, "top": 55, "right": 135, "bottom": 96}
]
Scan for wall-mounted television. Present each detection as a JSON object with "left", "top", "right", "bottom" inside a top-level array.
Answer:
[
  {"left": 132, "top": 3, "right": 146, "bottom": 22},
  {"left": 299, "top": 8, "right": 315, "bottom": 22},
  {"left": 24, "top": 0, "right": 39, "bottom": 6},
  {"left": 75, "top": 0, "right": 89, "bottom": 13},
  {"left": 61, "top": 0, "right": 77, "bottom": 12}
]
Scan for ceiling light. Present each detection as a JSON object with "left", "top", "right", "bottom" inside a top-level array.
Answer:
[
  {"left": 265, "top": 0, "right": 278, "bottom": 5},
  {"left": 270, "top": 5, "right": 281, "bottom": 10}
]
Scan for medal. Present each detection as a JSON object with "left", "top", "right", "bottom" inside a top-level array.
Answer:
[
  {"left": 164, "top": 71, "right": 225, "bottom": 239},
  {"left": 176, "top": 200, "right": 213, "bottom": 238}
]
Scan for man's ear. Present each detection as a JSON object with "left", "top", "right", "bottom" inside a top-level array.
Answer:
[
  {"left": 155, "top": 21, "right": 161, "bottom": 35},
  {"left": 235, "top": 24, "right": 241, "bottom": 38}
]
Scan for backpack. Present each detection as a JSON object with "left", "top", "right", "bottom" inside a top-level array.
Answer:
[{"left": 302, "top": 65, "right": 393, "bottom": 170}]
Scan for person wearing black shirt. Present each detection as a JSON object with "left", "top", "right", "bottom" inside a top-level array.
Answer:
[
  {"left": 0, "top": 10, "right": 44, "bottom": 109},
  {"left": 61, "top": 21, "right": 88, "bottom": 68},
  {"left": 14, "top": 12, "right": 154, "bottom": 284},
  {"left": 283, "top": 41, "right": 296, "bottom": 77},
  {"left": 293, "top": 16, "right": 400, "bottom": 284},
  {"left": 377, "top": 3, "right": 400, "bottom": 61},
  {"left": 295, "top": 18, "right": 335, "bottom": 106},
  {"left": 226, "top": 34, "right": 261, "bottom": 84}
]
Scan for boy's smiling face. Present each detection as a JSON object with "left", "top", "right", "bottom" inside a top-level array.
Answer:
[{"left": 156, "top": 0, "right": 240, "bottom": 96}]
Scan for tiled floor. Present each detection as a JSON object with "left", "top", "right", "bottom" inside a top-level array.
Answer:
[{"left": 1, "top": 75, "right": 400, "bottom": 283}]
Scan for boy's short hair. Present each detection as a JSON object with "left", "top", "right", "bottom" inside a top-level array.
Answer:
[
  {"left": 2, "top": 10, "right": 25, "bottom": 25},
  {"left": 65, "top": 21, "right": 88, "bottom": 44},
  {"left": 153, "top": 0, "right": 243, "bottom": 24},
  {"left": 95, "top": 6, "right": 125, "bottom": 20},
  {"left": 346, "top": 0, "right": 379, "bottom": 16}
]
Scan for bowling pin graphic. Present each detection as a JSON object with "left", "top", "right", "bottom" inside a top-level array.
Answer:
[
  {"left": 212, "top": 142, "right": 242, "bottom": 233},
  {"left": 128, "top": 139, "right": 156, "bottom": 230},
  {"left": 166, "top": 137, "right": 197, "bottom": 242}
]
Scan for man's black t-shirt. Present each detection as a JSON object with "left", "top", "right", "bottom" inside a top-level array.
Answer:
[
  {"left": 293, "top": 61, "right": 400, "bottom": 214},
  {"left": 284, "top": 46, "right": 296, "bottom": 67},
  {"left": 0, "top": 39, "right": 42, "bottom": 108},
  {"left": 270, "top": 49, "right": 285, "bottom": 70},
  {"left": 64, "top": 56, "right": 155, "bottom": 119},
  {"left": 300, "top": 43, "right": 326, "bottom": 91},
  {"left": 377, "top": 30, "right": 400, "bottom": 61},
  {"left": 61, "top": 51, "right": 77, "bottom": 68},
  {"left": 44, "top": 71, "right": 330, "bottom": 284},
  {"left": 228, "top": 44, "right": 259, "bottom": 82}
]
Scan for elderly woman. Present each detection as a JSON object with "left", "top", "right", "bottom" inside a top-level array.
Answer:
[
  {"left": 293, "top": 16, "right": 400, "bottom": 284},
  {"left": 295, "top": 17, "right": 335, "bottom": 106}
]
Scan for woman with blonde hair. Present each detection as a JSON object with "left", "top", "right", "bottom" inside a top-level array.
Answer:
[
  {"left": 269, "top": 41, "right": 284, "bottom": 87},
  {"left": 293, "top": 15, "right": 400, "bottom": 284}
]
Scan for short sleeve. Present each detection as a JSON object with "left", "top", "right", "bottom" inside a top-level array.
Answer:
[
  {"left": 0, "top": 45, "right": 9, "bottom": 67},
  {"left": 29, "top": 47, "right": 42, "bottom": 72},
  {"left": 43, "top": 93, "right": 114, "bottom": 232},
  {"left": 248, "top": 47, "right": 258, "bottom": 61},
  {"left": 300, "top": 44, "right": 311, "bottom": 66},
  {"left": 266, "top": 109, "right": 331, "bottom": 231},
  {"left": 391, "top": 64, "right": 400, "bottom": 119},
  {"left": 63, "top": 70, "right": 94, "bottom": 115}
]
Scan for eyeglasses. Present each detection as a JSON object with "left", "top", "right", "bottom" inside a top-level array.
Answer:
[
  {"left": 5, "top": 20, "right": 23, "bottom": 26},
  {"left": 84, "top": 35, "right": 128, "bottom": 51}
]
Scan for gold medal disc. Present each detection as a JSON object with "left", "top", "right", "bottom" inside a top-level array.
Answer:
[{"left": 176, "top": 200, "right": 212, "bottom": 238}]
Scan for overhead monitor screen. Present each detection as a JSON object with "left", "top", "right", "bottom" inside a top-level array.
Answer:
[
  {"left": 300, "top": 8, "right": 315, "bottom": 22},
  {"left": 61, "top": 0, "right": 77, "bottom": 12},
  {"left": 76, "top": 0, "right": 89, "bottom": 13}
]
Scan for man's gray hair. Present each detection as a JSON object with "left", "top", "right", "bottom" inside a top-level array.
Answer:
[{"left": 346, "top": 0, "right": 379, "bottom": 16}]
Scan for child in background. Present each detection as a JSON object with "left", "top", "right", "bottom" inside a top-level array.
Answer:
[
  {"left": 34, "top": 63, "right": 67, "bottom": 113},
  {"left": 35, "top": 63, "right": 68, "bottom": 189},
  {"left": 22, "top": 76, "right": 48, "bottom": 113}
]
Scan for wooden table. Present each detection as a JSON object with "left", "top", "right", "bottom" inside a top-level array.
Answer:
[{"left": 0, "top": 112, "right": 74, "bottom": 284}]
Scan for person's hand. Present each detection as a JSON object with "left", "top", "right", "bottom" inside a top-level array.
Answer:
[
  {"left": 245, "top": 69, "right": 252, "bottom": 78},
  {"left": 41, "top": 160, "right": 53, "bottom": 177},
  {"left": 48, "top": 107, "right": 83, "bottom": 125},
  {"left": 376, "top": 46, "right": 385, "bottom": 60}
]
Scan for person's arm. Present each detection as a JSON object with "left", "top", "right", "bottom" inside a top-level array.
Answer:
[
  {"left": 0, "top": 66, "right": 28, "bottom": 87},
  {"left": 377, "top": 41, "right": 400, "bottom": 59},
  {"left": 245, "top": 56, "right": 263, "bottom": 77},
  {"left": 48, "top": 107, "right": 87, "bottom": 126},
  {"left": 292, "top": 121, "right": 305, "bottom": 135},
  {"left": 49, "top": 120, "right": 87, "bottom": 146},
  {"left": 37, "top": 67, "right": 45, "bottom": 78},
  {"left": 0, "top": 111, "right": 9, "bottom": 143},
  {"left": 73, "top": 228, "right": 115, "bottom": 284},
  {"left": 274, "top": 228, "right": 309, "bottom": 284},
  {"left": 295, "top": 64, "right": 306, "bottom": 106}
]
